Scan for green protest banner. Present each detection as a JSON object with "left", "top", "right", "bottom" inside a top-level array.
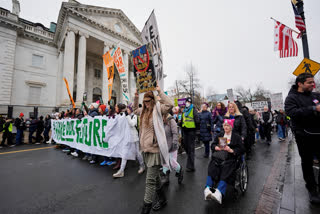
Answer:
[{"left": 51, "top": 115, "right": 135, "bottom": 160}]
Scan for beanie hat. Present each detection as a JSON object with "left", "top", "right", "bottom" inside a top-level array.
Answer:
[
  {"left": 143, "top": 91, "right": 154, "bottom": 102},
  {"left": 223, "top": 119, "right": 235, "bottom": 128},
  {"left": 186, "top": 97, "right": 192, "bottom": 103},
  {"left": 99, "top": 104, "right": 106, "bottom": 113},
  {"left": 19, "top": 112, "right": 24, "bottom": 117},
  {"left": 127, "top": 103, "right": 133, "bottom": 112}
]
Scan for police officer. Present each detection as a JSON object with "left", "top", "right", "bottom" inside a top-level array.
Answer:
[
  {"left": 1, "top": 118, "right": 13, "bottom": 147},
  {"left": 181, "top": 97, "right": 199, "bottom": 172}
]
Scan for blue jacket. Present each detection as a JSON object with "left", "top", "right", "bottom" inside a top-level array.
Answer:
[
  {"left": 199, "top": 110, "right": 213, "bottom": 142},
  {"left": 213, "top": 115, "right": 224, "bottom": 133},
  {"left": 88, "top": 109, "right": 99, "bottom": 117}
]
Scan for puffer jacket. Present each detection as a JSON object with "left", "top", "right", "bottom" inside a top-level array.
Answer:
[
  {"left": 126, "top": 113, "right": 139, "bottom": 142},
  {"left": 285, "top": 85, "right": 320, "bottom": 135},
  {"left": 224, "top": 114, "right": 247, "bottom": 139},
  {"left": 199, "top": 110, "right": 213, "bottom": 142},
  {"left": 164, "top": 115, "right": 179, "bottom": 152}
]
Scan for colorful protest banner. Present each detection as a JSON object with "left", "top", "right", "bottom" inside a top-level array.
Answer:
[
  {"left": 102, "top": 49, "right": 115, "bottom": 102},
  {"left": 63, "top": 77, "right": 75, "bottom": 108},
  {"left": 178, "top": 98, "right": 186, "bottom": 107},
  {"left": 113, "top": 47, "right": 130, "bottom": 102},
  {"left": 141, "top": 10, "right": 164, "bottom": 88},
  {"left": 131, "top": 44, "right": 156, "bottom": 93},
  {"left": 51, "top": 115, "right": 136, "bottom": 160}
]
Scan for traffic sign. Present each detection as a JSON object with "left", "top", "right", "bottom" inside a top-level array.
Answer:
[{"left": 293, "top": 58, "right": 320, "bottom": 76}]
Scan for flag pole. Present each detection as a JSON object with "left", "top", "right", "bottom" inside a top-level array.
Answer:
[
  {"left": 270, "top": 17, "right": 300, "bottom": 35},
  {"left": 294, "top": 0, "right": 309, "bottom": 59}
]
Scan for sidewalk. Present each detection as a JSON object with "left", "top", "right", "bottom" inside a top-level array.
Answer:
[{"left": 279, "top": 140, "right": 320, "bottom": 214}]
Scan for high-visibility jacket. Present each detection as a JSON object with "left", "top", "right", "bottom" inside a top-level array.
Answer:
[
  {"left": 182, "top": 108, "right": 196, "bottom": 128},
  {"left": 2, "top": 123, "right": 12, "bottom": 133}
]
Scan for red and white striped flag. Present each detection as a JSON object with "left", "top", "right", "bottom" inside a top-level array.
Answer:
[{"left": 274, "top": 21, "right": 298, "bottom": 58}]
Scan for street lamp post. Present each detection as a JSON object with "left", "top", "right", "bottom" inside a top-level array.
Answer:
[{"left": 295, "top": 0, "right": 310, "bottom": 59}]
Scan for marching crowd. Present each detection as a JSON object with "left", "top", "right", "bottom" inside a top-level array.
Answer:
[{"left": 1, "top": 73, "right": 320, "bottom": 212}]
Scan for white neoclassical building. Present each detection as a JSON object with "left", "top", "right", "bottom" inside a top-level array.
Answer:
[{"left": 0, "top": 0, "right": 143, "bottom": 117}]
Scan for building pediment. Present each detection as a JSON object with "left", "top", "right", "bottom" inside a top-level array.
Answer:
[{"left": 55, "top": 1, "right": 143, "bottom": 47}]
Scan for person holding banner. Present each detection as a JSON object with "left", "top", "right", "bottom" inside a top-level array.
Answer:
[
  {"left": 133, "top": 83, "right": 173, "bottom": 214},
  {"left": 113, "top": 104, "right": 145, "bottom": 178}
]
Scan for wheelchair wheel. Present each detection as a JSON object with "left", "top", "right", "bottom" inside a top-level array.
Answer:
[{"left": 239, "top": 163, "right": 248, "bottom": 193}]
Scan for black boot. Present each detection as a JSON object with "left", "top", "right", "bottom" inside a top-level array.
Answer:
[
  {"left": 175, "top": 167, "right": 184, "bottom": 184},
  {"left": 308, "top": 189, "right": 320, "bottom": 204},
  {"left": 141, "top": 202, "right": 152, "bottom": 214},
  {"left": 152, "top": 185, "right": 167, "bottom": 211},
  {"left": 160, "top": 171, "right": 170, "bottom": 185}
]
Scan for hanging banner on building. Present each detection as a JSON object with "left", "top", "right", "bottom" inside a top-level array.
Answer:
[
  {"left": 270, "top": 93, "right": 284, "bottom": 111},
  {"left": 63, "top": 77, "right": 75, "bottom": 108},
  {"left": 103, "top": 49, "right": 115, "bottom": 102},
  {"left": 113, "top": 47, "right": 130, "bottom": 102},
  {"left": 51, "top": 115, "right": 136, "bottom": 160},
  {"left": 132, "top": 44, "right": 156, "bottom": 93},
  {"left": 141, "top": 10, "right": 164, "bottom": 88}
]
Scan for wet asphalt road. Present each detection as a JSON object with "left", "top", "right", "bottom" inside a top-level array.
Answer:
[{"left": 0, "top": 136, "right": 286, "bottom": 214}]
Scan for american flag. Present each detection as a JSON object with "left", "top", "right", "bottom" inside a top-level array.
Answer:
[
  {"left": 291, "top": 2, "right": 306, "bottom": 32},
  {"left": 274, "top": 21, "right": 298, "bottom": 58}
]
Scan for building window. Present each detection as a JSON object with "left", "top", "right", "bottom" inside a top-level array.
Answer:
[
  {"left": 94, "top": 69, "right": 101, "bottom": 79},
  {"left": 32, "top": 54, "right": 44, "bottom": 67},
  {"left": 28, "top": 86, "right": 41, "bottom": 104}
]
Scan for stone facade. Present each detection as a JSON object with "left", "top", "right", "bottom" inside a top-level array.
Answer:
[{"left": 0, "top": 0, "right": 143, "bottom": 117}]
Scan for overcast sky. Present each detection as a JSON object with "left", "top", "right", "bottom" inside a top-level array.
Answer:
[{"left": 1, "top": 0, "right": 320, "bottom": 98}]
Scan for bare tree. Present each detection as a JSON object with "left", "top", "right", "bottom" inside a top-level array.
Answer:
[{"left": 235, "top": 85, "right": 270, "bottom": 103}]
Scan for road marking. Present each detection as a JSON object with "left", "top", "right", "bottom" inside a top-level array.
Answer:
[{"left": 0, "top": 146, "right": 55, "bottom": 155}]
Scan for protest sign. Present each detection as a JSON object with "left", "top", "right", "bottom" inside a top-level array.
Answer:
[
  {"left": 227, "top": 89, "right": 234, "bottom": 102},
  {"left": 131, "top": 44, "right": 156, "bottom": 93},
  {"left": 51, "top": 115, "right": 136, "bottom": 160},
  {"left": 270, "top": 93, "right": 284, "bottom": 111},
  {"left": 102, "top": 49, "right": 115, "bottom": 102},
  {"left": 113, "top": 47, "right": 130, "bottom": 102},
  {"left": 141, "top": 10, "right": 164, "bottom": 88},
  {"left": 178, "top": 98, "right": 186, "bottom": 107},
  {"left": 251, "top": 101, "right": 268, "bottom": 113}
]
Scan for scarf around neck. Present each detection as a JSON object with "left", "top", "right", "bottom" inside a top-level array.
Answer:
[{"left": 184, "top": 104, "right": 193, "bottom": 117}]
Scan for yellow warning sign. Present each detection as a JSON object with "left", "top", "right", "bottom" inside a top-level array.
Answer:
[{"left": 293, "top": 58, "right": 320, "bottom": 76}]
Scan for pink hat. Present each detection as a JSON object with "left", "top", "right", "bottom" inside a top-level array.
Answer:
[{"left": 223, "top": 119, "right": 235, "bottom": 128}]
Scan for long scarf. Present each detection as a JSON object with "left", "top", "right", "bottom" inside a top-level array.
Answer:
[
  {"left": 153, "top": 100, "right": 170, "bottom": 170},
  {"left": 183, "top": 104, "right": 194, "bottom": 117}
]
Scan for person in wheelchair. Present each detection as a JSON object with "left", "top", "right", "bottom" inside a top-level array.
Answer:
[{"left": 204, "top": 119, "right": 245, "bottom": 204}]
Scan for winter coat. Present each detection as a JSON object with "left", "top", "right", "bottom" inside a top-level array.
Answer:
[
  {"left": 133, "top": 90, "right": 174, "bottom": 153},
  {"left": 260, "top": 112, "right": 273, "bottom": 125},
  {"left": 199, "top": 110, "right": 213, "bottom": 142},
  {"left": 37, "top": 119, "right": 44, "bottom": 133},
  {"left": 208, "top": 131, "right": 245, "bottom": 184},
  {"left": 29, "top": 119, "right": 38, "bottom": 132},
  {"left": 164, "top": 115, "right": 179, "bottom": 152},
  {"left": 285, "top": 85, "right": 320, "bottom": 135},
  {"left": 126, "top": 113, "right": 139, "bottom": 142},
  {"left": 180, "top": 106, "right": 200, "bottom": 131},
  {"left": 75, "top": 113, "right": 84, "bottom": 120},
  {"left": 88, "top": 109, "right": 99, "bottom": 117},
  {"left": 213, "top": 115, "right": 224, "bottom": 134},
  {"left": 250, "top": 114, "right": 258, "bottom": 129},
  {"left": 276, "top": 113, "right": 287, "bottom": 126},
  {"left": 14, "top": 117, "right": 25, "bottom": 130},
  {"left": 241, "top": 108, "right": 255, "bottom": 134},
  {"left": 224, "top": 114, "right": 247, "bottom": 139},
  {"left": 44, "top": 118, "right": 51, "bottom": 130}
]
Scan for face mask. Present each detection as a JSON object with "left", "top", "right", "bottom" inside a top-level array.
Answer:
[{"left": 186, "top": 102, "right": 191, "bottom": 107}]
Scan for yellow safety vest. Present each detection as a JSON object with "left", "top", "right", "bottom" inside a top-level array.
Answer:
[{"left": 182, "top": 108, "right": 196, "bottom": 128}]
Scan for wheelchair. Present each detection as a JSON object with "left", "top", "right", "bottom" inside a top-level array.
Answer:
[{"left": 211, "top": 154, "right": 249, "bottom": 200}]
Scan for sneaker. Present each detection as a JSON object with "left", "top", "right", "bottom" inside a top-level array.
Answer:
[
  {"left": 62, "top": 149, "right": 70, "bottom": 153},
  {"left": 176, "top": 167, "right": 184, "bottom": 184},
  {"left": 88, "top": 156, "right": 93, "bottom": 161},
  {"left": 35, "top": 142, "right": 41, "bottom": 145},
  {"left": 138, "top": 166, "right": 145, "bottom": 174},
  {"left": 211, "top": 188, "right": 222, "bottom": 204},
  {"left": 46, "top": 141, "right": 51, "bottom": 144},
  {"left": 82, "top": 155, "right": 89, "bottom": 161},
  {"left": 107, "top": 161, "right": 116, "bottom": 166},
  {"left": 10, "top": 145, "right": 16, "bottom": 148},
  {"left": 100, "top": 160, "right": 108, "bottom": 166},
  {"left": 71, "top": 152, "right": 78, "bottom": 157},
  {"left": 204, "top": 187, "right": 213, "bottom": 201},
  {"left": 113, "top": 170, "right": 124, "bottom": 178},
  {"left": 0, "top": 146, "right": 3, "bottom": 149},
  {"left": 89, "top": 160, "right": 96, "bottom": 164}
]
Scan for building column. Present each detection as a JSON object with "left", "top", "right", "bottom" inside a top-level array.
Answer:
[
  {"left": 61, "top": 29, "right": 76, "bottom": 105},
  {"left": 87, "top": 61, "right": 94, "bottom": 104},
  {"left": 76, "top": 32, "right": 88, "bottom": 106},
  {"left": 56, "top": 51, "right": 64, "bottom": 106},
  {"left": 102, "top": 42, "right": 111, "bottom": 104}
]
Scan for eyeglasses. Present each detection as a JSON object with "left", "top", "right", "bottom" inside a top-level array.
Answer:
[{"left": 144, "top": 100, "right": 151, "bottom": 103}]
